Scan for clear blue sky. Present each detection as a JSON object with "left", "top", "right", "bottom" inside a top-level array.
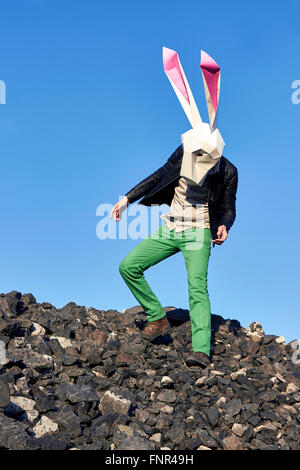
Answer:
[{"left": 0, "top": 0, "right": 299, "bottom": 343}]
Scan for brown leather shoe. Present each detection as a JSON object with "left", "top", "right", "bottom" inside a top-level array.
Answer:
[
  {"left": 142, "top": 316, "right": 172, "bottom": 341},
  {"left": 184, "top": 352, "right": 211, "bottom": 368}
]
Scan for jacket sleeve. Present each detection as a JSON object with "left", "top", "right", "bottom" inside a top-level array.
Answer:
[
  {"left": 124, "top": 145, "right": 183, "bottom": 204},
  {"left": 218, "top": 167, "right": 238, "bottom": 232}
]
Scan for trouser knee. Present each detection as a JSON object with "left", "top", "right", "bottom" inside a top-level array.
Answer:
[
  {"left": 188, "top": 275, "right": 208, "bottom": 294},
  {"left": 119, "top": 259, "right": 129, "bottom": 277},
  {"left": 119, "top": 258, "right": 140, "bottom": 279}
]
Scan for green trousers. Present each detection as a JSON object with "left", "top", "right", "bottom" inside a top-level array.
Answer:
[{"left": 119, "top": 223, "right": 212, "bottom": 356}]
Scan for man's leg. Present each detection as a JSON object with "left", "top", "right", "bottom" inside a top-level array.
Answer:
[
  {"left": 119, "top": 224, "right": 179, "bottom": 322},
  {"left": 179, "top": 228, "right": 212, "bottom": 356}
]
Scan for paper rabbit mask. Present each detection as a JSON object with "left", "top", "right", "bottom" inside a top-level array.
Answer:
[{"left": 163, "top": 47, "right": 225, "bottom": 185}]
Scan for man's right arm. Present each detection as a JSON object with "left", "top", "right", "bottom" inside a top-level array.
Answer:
[{"left": 125, "top": 145, "right": 183, "bottom": 204}]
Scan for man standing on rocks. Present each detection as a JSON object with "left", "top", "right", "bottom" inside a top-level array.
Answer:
[{"left": 111, "top": 48, "right": 238, "bottom": 368}]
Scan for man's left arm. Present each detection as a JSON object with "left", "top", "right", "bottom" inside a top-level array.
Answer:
[{"left": 212, "top": 168, "right": 238, "bottom": 245}]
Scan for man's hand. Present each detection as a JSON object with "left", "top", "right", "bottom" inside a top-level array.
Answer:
[
  {"left": 212, "top": 225, "right": 228, "bottom": 245},
  {"left": 110, "top": 196, "right": 129, "bottom": 221}
]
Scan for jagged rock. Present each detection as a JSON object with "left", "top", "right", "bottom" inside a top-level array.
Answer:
[
  {"left": 57, "top": 405, "right": 82, "bottom": 437},
  {"left": 135, "top": 409, "right": 150, "bottom": 422},
  {"left": 78, "top": 442, "right": 105, "bottom": 450},
  {"left": 32, "top": 386, "right": 56, "bottom": 412},
  {"left": 160, "top": 405, "right": 174, "bottom": 415},
  {"left": 36, "top": 434, "right": 70, "bottom": 450},
  {"left": 0, "top": 340, "right": 8, "bottom": 366},
  {"left": 81, "top": 340, "right": 101, "bottom": 364},
  {"left": 89, "top": 329, "right": 107, "bottom": 346},
  {"left": 1, "top": 320, "right": 32, "bottom": 338},
  {"left": 0, "top": 291, "right": 298, "bottom": 450},
  {"left": 0, "top": 377, "right": 10, "bottom": 409},
  {"left": 165, "top": 426, "right": 185, "bottom": 445},
  {"left": 286, "top": 382, "right": 299, "bottom": 394},
  {"left": 160, "top": 376, "right": 174, "bottom": 387},
  {"left": 215, "top": 396, "right": 226, "bottom": 408},
  {"left": 195, "top": 376, "right": 207, "bottom": 386},
  {"left": 113, "top": 424, "right": 134, "bottom": 444},
  {"left": 50, "top": 336, "right": 74, "bottom": 349},
  {"left": 0, "top": 413, "right": 34, "bottom": 449},
  {"left": 248, "top": 415, "right": 261, "bottom": 426},
  {"left": 246, "top": 322, "right": 264, "bottom": 337},
  {"left": 26, "top": 409, "right": 40, "bottom": 423},
  {"left": 222, "top": 434, "right": 244, "bottom": 450},
  {"left": 8, "top": 349, "right": 53, "bottom": 371},
  {"left": 10, "top": 395, "right": 36, "bottom": 411},
  {"left": 99, "top": 390, "right": 131, "bottom": 415},
  {"left": 263, "top": 335, "right": 278, "bottom": 344},
  {"left": 205, "top": 406, "right": 219, "bottom": 427},
  {"left": 0, "top": 291, "right": 22, "bottom": 316},
  {"left": 115, "top": 353, "right": 136, "bottom": 366},
  {"left": 33, "top": 415, "right": 59, "bottom": 438},
  {"left": 232, "top": 423, "right": 248, "bottom": 437},
  {"left": 150, "top": 432, "right": 162, "bottom": 444},
  {"left": 31, "top": 323, "right": 46, "bottom": 336},
  {"left": 156, "top": 390, "right": 177, "bottom": 403},
  {"left": 223, "top": 398, "right": 242, "bottom": 417},
  {"left": 57, "top": 383, "right": 99, "bottom": 404},
  {"left": 87, "top": 423, "right": 111, "bottom": 442},
  {"left": 196, "top": 429, "right": 218, "bottom": 448},
  {"left": 117, "top": 435, "right": 155, "bottom": 450},
  {"left": 21, "top": 293, "right": 36, "bottom": 306}
]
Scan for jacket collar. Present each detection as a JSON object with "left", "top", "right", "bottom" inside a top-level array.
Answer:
[{"left": 207, "top": 157, "right": 221, "bottom": 175}]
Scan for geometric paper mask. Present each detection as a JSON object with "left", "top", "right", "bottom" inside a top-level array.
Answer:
[{"left": 163, "top": 47, "right": 225, "bottom": 185}]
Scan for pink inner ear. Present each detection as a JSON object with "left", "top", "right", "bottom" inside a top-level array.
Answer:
[
  {"left": 200, "top": 50, "right": 220, "bottom": 112},
  {"left": 163, "top": 47, "right": 190, "bottom": 104}
]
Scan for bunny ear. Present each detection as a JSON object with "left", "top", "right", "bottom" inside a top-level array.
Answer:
[
  {"left": 200, "top": 51, "right": 221, "bottom": 131},
  {"left": 163, "top": 47, "right": 202, "bottom": 128}
]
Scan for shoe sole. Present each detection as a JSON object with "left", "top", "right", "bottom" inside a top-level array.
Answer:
[
  {"left": 142, "top": 327, "right": 172, "bottom": 341},
  {"left": 184, "top": 357, "right": 210, "bottom": 368}
]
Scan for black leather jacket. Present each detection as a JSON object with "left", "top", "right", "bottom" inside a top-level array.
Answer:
[{"left": 125, "top": 145, "right": 238, "bottom": 244}]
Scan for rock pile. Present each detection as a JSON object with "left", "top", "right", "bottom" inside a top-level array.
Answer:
[{"left": 0, "top": 290, "right": 299, "bottom": 450}]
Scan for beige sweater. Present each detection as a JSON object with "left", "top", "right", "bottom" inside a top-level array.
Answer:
[{"left": 160, "top": 176, "right": 210, "bottom": 232}]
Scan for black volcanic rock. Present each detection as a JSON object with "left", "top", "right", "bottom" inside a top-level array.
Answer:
[
  {"left": 0, "top": 291, "right": 299, "bottom": 450},
  {"left": 57, "top": 404, "right": 82, "bottom": 437},
  {"left": 56, "top": 383, "right": 99, "bottom": 404},
  {"left": 0, "top": 377, "right": 10, "bottom": 410},
  {"left": 0, "top": 291, "right": 22, "bottom": 316}
]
